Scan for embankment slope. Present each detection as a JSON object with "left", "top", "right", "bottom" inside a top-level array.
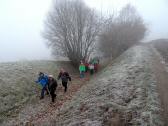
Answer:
[{"left": 45, "top": 45, "right": 164, "bottom": 126}]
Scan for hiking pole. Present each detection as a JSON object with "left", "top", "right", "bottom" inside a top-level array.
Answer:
[
  {"left": 46, "top": 86, "right": 52, "bottom": 99},
  {"left": 57, "top": 79, "right": 61, "bottom": 86}
]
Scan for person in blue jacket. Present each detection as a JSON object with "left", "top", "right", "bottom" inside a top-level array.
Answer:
[{"left": 35, "top": 72, "right": 49, "bottom": 99}]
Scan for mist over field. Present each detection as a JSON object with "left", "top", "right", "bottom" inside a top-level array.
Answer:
[
  {"left": 0, "top": 0, "right": 52, "bottom": 62},
  {"left": 0, "top": 0, "right": 168, "bottom": 62}
]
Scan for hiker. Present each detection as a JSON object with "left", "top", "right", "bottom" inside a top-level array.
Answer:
[
  {"left": 35, "top": 72, "right": 49, "bottom": 99},
  {"left": 79, "top": 62, "right": 86, "bottom": 78},
  {"left": 57, "top": 68, "right": 71, "bottom": 92},
  {"left": 84, "top": 61, "right": 89, "bottom": 73},
  {"left": 48, "top": 75, "right": 57, "bottom": 102},
  {"left": 93, "top": 58, "right": 99, "bottom": 72},
  {"left": 89, "top": 63, "right": 94, "bottom": 75}
]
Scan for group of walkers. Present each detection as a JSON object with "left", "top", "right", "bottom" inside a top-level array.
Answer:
[
  {"left": 79, "top": 58, "right": 100, "bottom": 78},
  {"left": 35, "top": 57, "right": 99, "bottom": 103},
  {"left": 35, "top": 68, "right": 71, "bottom": 103}
]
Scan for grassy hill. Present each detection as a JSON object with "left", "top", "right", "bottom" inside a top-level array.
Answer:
[
  {"left": 42, "top": 45, "right": 163, "bottom": 126},
  {"left": 0, "top": 42, "right": 167, "bottom": 125},
  {"left": 0, "top": 60, "right": 74, "bottom": 124}
]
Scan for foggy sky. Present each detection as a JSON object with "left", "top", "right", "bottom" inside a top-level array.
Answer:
[
  {"left": 0, "top": 0, "right": 52, "bottom": 62},
  {"left": 0, "top": 0, "right": 167, "bottom": 62},
  {"left": 85, "top": 0, "right": 168, "bottom": 41}
]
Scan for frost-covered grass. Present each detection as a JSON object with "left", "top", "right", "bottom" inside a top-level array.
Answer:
[
  {"left": 0, "top": 60, "right": 72, "bottom": 124},
  {"left": 0, "top": 45, "right": 164, "bottom": 126},
  {"left": 49, "top": 45, "right": 164, "bottom": 126}
]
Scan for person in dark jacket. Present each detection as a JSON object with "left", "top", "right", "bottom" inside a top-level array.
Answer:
[
  {"left": 48, "top": 75, "right": 57, "bottom": 102},
  {"left": 35, "top": 72, "right": 49, "bottom": 99},
  {"left": 57, "top": 68, "right": 71, "bottom": 92}
]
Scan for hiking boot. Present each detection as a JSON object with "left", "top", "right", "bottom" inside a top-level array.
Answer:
[{"left": 40, "top": 96, "right": 44, "bottom": 99}]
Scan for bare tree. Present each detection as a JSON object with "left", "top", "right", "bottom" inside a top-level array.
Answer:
[
  {"left": 43, "top": 0, "right": 100, "bottom": 66},
  {"left": 99, "top": 4, "right": 147, "bottom": 59}
]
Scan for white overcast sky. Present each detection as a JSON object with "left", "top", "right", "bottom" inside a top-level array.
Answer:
[{"left": 0, "top": 0, "right": 168, "bottom": 62}]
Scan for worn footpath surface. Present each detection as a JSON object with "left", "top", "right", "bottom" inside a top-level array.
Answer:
[
  {"left": 3, "top": 73, "right": 91, "bottom": 126},
  {"left": 149, "top": 44, "right": 168, "bottom": 125}
]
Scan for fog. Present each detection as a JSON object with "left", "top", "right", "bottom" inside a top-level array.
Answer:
[
  {"left": 0, "top": 0, "right": 167, "bottom": 62},
  {"left": 85, "top": 0, "right": 168, "bottom": 41},
  {"left": 0, "top": 0, "right": 52, "bottom": 62}
]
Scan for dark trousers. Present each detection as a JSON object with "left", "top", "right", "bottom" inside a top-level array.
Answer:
[
  {"left": 62, "top": 81, "right": 68, "bottom": 92},
  {"left": 41, "top": 86, "right": 47, "bottom": 98},
  {"left": 50, "top": 90, "right": 56, "bottom": 102},
  {"left": 80, "top": 71, "right": 85, "bottom": 78},
  {"left": 85, "top": 66, "right": 88, "bottom": 73},
  {"left": 90, "top": 69, "right": 94, "bottom": 75}
]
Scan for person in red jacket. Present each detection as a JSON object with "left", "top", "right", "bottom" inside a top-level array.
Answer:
[{"left": 84, "top": 61, "right": 89, "bottom": 73}]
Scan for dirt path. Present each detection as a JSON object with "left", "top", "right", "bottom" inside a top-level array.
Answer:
[
  {"left": 5, "top": 72, "right": 92, "bottom": 126},
  {"left": 29, "top": 75, "right": 90, "bottom": 125},
  {"left": 150, "top": 45, "right": 168, "bottom": 125}
]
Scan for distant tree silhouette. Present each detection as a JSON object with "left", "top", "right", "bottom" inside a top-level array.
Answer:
[
  {"left": 99, "top": 4, "right": 147, "bottom": 59},
  {"left": 43, "top": 0, "right": 100, "bottom": 66}
]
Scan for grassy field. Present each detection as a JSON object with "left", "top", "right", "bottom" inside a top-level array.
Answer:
[{"left": 0, "top": 60, "right": 73, "bottom": 124}]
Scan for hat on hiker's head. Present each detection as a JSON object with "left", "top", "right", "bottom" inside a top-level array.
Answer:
[
  {"left": 39, "top": 72, "right": 44, "bottom": 76},
  {"left": 48, "top": 75, "right": 54, "bottom": 78},
  {"left": 60, "top": 68, "right": 64, "bottom": 72}
]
